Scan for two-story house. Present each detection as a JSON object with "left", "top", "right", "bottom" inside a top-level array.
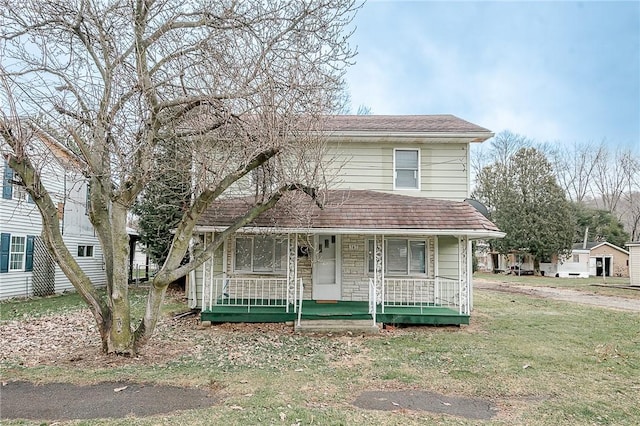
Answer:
[
  {"left": 190, "top": 115, "right": 503, "bottom": 328},
  {"left": 1, "top": 136, "right": 106, "bottom": 299}
]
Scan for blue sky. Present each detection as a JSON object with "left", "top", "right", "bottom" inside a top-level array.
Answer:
[{"left": 345, "top": 1, "right": 640, "bottom": 149}]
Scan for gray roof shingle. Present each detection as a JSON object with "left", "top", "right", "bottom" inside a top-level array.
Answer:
[{"left": 323, "top": 115, "right": 492, "bottom": 134}]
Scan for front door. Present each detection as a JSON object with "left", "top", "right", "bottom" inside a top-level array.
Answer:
[{"left": 312, "top": 234, "right": 341, "bottom": 300}]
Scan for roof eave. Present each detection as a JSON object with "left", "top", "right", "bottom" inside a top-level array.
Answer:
[
  {"left": 194, "top": 226, "right": 505, "bottom": 239},
  {"left": 323, "top": 131, "right": 494, "bottom": 143}
]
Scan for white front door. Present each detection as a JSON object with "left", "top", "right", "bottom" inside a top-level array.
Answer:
[{"left": 312, "top": 234, "right": 341, "bottom": 300}]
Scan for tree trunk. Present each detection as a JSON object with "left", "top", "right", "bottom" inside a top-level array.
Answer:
[
  {"left": 133, "top": 278, "right": 169, "bottom": 349},
  {"left": 102, "top": 204, "right": 135, "bottom": 354}
]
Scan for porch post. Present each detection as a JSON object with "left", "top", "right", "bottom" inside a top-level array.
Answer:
[
  {"left": 374, "top": 234, "right": 384, "bottom": 313},
  {"left": 433, "top": 236, "right": 439, "bottom": 305},
  {"left": 458, "top": 236, "right": 470, "bottom": 315},
  {"left": 287, "top": 233, "right": 298, "bottom": 313}
]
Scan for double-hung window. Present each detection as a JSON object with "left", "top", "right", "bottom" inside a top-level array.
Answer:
[
  {"left": 394, "top": 149, "right": 420, "bottom": 190},
  {"left": 367, "top": 239, "right": 426, "bottom": 275},
  {"left": 235, "top": 236, "right": 286, "bottom": 273},
  {"left": 9, "top": 236, "right": 26, "bottom": 270},
  {"left": 0, "top": 233, "right": 34, "bottom": 273}
]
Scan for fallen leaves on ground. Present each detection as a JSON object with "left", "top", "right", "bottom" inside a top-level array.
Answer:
[{"left": 0, "top": 293, "right": 461, "bottom": 372}]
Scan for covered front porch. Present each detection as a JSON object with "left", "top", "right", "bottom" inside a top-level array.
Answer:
[
  {"left": 192, "top": 190, "right": 504, "bottom": 328},
  {"left": 199, "top": 275, "right": 471, "bottom": 327}
]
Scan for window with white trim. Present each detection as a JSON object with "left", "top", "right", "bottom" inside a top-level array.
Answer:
[
  {"left": 394, "top": 149, "right": 420, "bottom": 190},
  {"left": 367, "top": 239, "right": 427, "bottom": 275},
  {"left": 78, "top": 245, "right": 94, "bottom": 257},
  {"left": 234, "top": 236, "right": 286, "bottom": 273},
  {"left": 9, "top": 236, "right": 26, "bottom": 271}
]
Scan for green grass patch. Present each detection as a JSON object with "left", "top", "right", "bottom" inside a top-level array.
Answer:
[{"left": 0, "top": 291, "right": 87, "bottom": 321}]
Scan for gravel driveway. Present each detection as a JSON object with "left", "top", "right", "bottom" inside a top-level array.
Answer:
[{"left": 474, "top": 278, "right": 640, "bottom": 312}]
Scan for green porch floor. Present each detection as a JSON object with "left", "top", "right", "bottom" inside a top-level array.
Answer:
[{"left": 200, "top": 300, "right": 469, "bottom": 325}]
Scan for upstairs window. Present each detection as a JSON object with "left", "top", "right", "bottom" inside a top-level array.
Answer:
[
  {"left": 2, "top": 161, "right": 29, "bottom": 201},
  {"left": 234, "top": 236, "right": 286, "bottom": 274},
  {"left": 394, "top": 149, "right": 420, "bottom": 190}
]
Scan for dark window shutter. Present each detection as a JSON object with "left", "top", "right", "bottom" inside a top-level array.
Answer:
[
  {"left": 3, "top": 161, "right": 13, "bottom": 200},
  {"left": 25, "top": 235, "right": 35, "bottom": 272},
  {"left": 0, "top": 233, "right": 10, "bottom": 273}
]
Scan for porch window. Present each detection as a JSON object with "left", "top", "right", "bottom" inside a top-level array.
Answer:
[
  {"left": 367, "top": 239, "right": 426, "bottom": 275},
  {"left": 394, "top": 149, "right": 420, "bottom": 190},
  {"left": 234, "top": 236, "right": 286, "bottom": 273}
]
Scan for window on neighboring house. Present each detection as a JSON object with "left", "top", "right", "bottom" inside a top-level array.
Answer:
[
  {"left": 9, "top": 236, "right": 26, "bottom": 270},
  {"left": 0, "top": 233, "right": 34, "bottom": 272},
  {"left": 394, "top": 149, "right": 420, "bottom": 190},
  {"left": 78, "top": 245, "right": 94, "bottom": 257},
  {"left": 234, "top": 236, "right": 286, "bottom": 273},
  {"left": 367, "top": 239, "right": 426, "bottom": 275},
  {"left": 2, "top": 160, "right": 30, "bottom": 202}
]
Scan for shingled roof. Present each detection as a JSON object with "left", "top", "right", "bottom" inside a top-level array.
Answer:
[
  {"left": 323, "top": 115, "right": 492, "bottom": 135},
  {"left": 198, "top": 190, "right": 503, "bottom": 237}
]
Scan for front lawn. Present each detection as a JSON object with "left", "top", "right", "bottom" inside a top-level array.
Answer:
[{"left": 1, "top": 286, "right": 639, "bottom": 425}]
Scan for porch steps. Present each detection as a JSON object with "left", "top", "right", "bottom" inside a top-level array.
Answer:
[{"left": 294, "top": 319, "right": 380, "bottom": 334}]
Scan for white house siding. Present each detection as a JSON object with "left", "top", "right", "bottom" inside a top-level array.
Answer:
[
  {"left": 437, "top": 236, "right": 461, "bottom": 281},
  {"left": 54, "top": 234, "right": 107, "bottom": 292},
  {"left": 628, "top": 244, "right": 640, "bottom": 286},
  {"left": 1, "top": 158, "right": 106, "bottom": 299},
  {"left": 325, "top": 141, "right": 470, "bottom": 201},
  {"left": 0, "top": 198, "right": 44, "bottom": 298}
]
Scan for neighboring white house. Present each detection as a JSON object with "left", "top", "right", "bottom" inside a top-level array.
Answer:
[
  {"left": 1, "top": 137, "right": 106, "bottom": 299},
  {"left": 625, "top": 242, "right": 640, "bottom": 286}
]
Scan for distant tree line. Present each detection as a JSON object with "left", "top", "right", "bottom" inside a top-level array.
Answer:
[{"left": 471, "top": 131, "right": 639, "bottom": 269}]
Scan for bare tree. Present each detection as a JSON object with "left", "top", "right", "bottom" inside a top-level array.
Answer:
[
  {"left": 549, "top": 141, "right": 603, "bottom": 204},
  {"left": 470, "top": 130, "right": 531, "bottom": 186},
  {"left": 620, "top": 151, "right": 640, "bottom": 241},
  {"left": 0, "top": 0, "right": 358, "bottom": 355},
  {"left": 591, "top": 144, "right": 634, "bottom": 214}
]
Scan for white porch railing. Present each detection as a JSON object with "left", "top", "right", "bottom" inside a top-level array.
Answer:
[
  {"left": 382, "top": 278, "right": 461, "bottom": 313},
  {"left": 202, "top": 277, "right": 301, "bottom": 313}
]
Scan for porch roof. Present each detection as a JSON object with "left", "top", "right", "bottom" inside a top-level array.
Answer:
[{"left": 197, "top": 190, "right": 504, "bottom": 238}]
